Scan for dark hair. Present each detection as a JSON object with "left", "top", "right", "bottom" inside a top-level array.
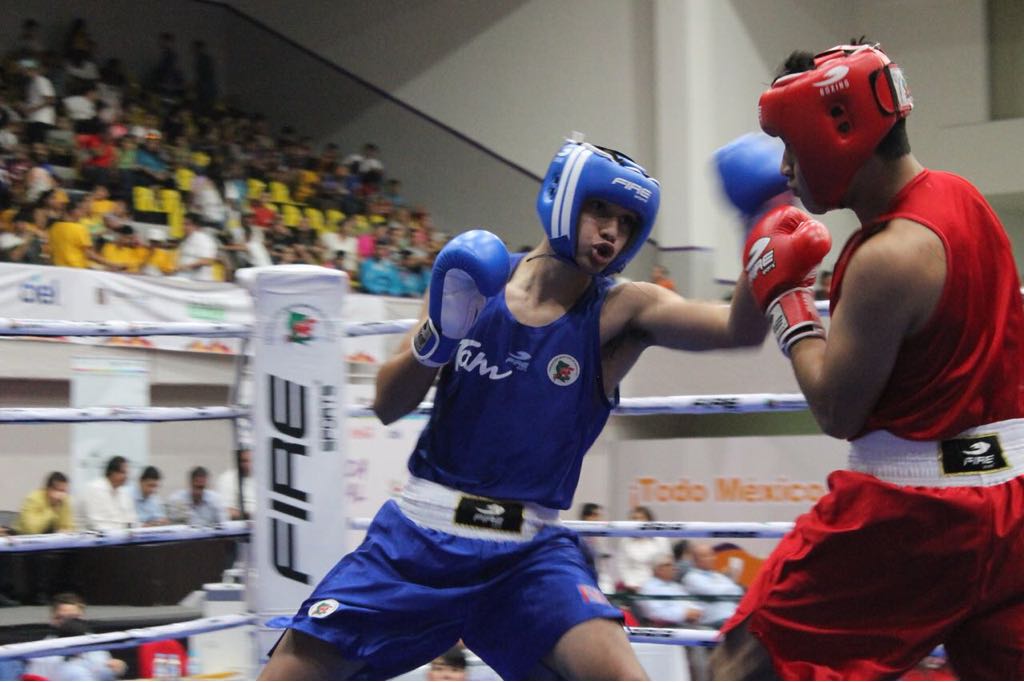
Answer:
[
  {"left": 51, "top": 592, "right": 85, "bottom": 613},
  {"left": 190, "top": 466, "right": 209, "bottom": 481},
  {"left": 776, "top": 43, "right": 910, "bottom": 160},
  {"left": 184, "top": 212, "right": 202, "bottom": 225},
  {"left": 140, "top": 465, "right": 161, "bottom": 481},
  {"left": 45, "top": 471, "right": 68, "bottom": 489},
  {"left": 437, "top": 646, "right": 466, "bottom": 670},
  {"left": 580, "top": 502, "right": 603, "bottom": 520},
  {"left": 105, "top": 455, "right": 127, "bottom": 476},
  {"left": 672, "top": 539, "right": 691, "bottom": 561},
  {"left": 631, "top": 505, "right": 655, "bottom": 522}
]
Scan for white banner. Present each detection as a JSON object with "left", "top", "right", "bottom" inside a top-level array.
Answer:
[
  {"left": 70, "top": 357, "right": 150, "bottom": 491},
  {"left": 0, "top": 263, "right": 416, "bottom": 363},
  {"left": 248, "top": 267, "right": 348, "bottom": 639}
]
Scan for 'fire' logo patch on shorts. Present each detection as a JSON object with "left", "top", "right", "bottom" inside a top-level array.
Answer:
[
  {"left": 940, "top": 435, "right": 1008, "bottom": 475},
  {"left": 454, "top": 496, "right": 524, "bottom": 532}
]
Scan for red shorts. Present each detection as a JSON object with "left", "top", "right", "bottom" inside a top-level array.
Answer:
[{"left": 722, "top": 470, "right": 1024, "bottom": 679}]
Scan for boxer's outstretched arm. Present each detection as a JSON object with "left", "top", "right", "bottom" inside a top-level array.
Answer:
[{"left": 607, "top": 275, "right": 768, "bottom": 352}]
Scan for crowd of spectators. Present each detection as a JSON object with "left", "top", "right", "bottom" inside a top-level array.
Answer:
[{"left": 0, "top": 18, "right": 447, "bottom": 296}]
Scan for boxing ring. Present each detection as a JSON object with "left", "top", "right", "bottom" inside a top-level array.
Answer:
[{"left": 0, "top": 266, "right": 860, "bottom": 677}]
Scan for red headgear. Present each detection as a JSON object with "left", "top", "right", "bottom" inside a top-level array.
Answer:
[{"left": 758, "top": 44, "right": 913, "bottom": 209}]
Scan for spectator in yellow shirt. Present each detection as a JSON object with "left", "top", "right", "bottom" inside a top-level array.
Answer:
[
  {"left": 100, "top": 224, "right": 147, "bottom": 273},
  {"left": 15, "top": 471, "right": 75, "bottom": 534},
  {"left": 141, "top": 228, "right": 177, "bottom": 276},
  {"left": 49, "top": 199, "right": 123, "bottom": 270},
  {"left": 86, "top": 184, "right": 116, "bottom": 221}
]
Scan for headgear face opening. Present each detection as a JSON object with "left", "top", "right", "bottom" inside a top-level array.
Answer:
[
  {"left": 536, "top": 140, "right": 660, "bottom": 276},
  {"left": 758, "top": 44, "right": 913, "bottom": 209}
]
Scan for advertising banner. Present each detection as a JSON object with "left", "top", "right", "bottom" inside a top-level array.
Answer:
[
  {"left": 0, "top": 263, "right": 415, "bottom": 363},
  {"left": 70, "top": 356, "right": 150, "bottom": 492}
]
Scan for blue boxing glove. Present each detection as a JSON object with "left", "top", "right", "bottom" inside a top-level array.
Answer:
[
  {"left": 412, "top": 229, "right": 510, "bottom": 367},
  {"left": 714, "top": 133, "right": 789, "bottom": 217}
]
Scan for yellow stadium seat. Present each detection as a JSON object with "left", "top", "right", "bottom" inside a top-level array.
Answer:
[
  {"left": 269, "top": 181, "right": 291, "bottom": 204},
  {"left": 175, "top": 167, "right": 195, "bottom": 192},
  {"left": 326, "top": 209, "right": 345, "bottom": 229},
  {"left": 248, "top": 178, "right": 266, "bottom": 199},
  {"left": 281, "top": 203, "right": 301, "bottom": 227},
  {"left": 158, "top": 189, "right": 181, "bottom": 213},
  {"left": 133, "top": 186, "right": 157, "bottom": 212},
  {"left": 304, "top": 207, "right": 324, "bottom": 232}
]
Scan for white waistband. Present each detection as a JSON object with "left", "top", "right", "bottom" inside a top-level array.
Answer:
[
  {"left": 849, "top": 418, "right": 1024, "bottom": 487},
  {"left": 397, "top": 476, "right": 560, "bottom": 542}
]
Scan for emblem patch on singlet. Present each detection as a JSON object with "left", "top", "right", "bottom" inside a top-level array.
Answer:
[
  {"left": 308, "top": 598, "right": 340, "bottom": 618},
  {"left": 547, "top": 354, "right": 580, "bottom": 386},
  {"left": 454, "top": 496, "right": 524, "bottom": 532},
  {"left": 939, "top": 435, "right": 1008, "bottom": 475}
]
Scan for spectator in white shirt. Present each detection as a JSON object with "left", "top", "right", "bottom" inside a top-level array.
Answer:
[
  {"left": 176, "top": 212, "right": 219, "bottom": 281},
  {"left": 20, "top": 59, "right": 56, "bottom": 144},
  {"left": 616, "top": 505, "right": 673, "bottom": 592},
  {"left": 680, "top": 542, "right": 745, "bottom": 628},
  {"left": 80, "top": 456, "right": 137, "bottom": 531},
  {"left": 637, "top": 554, "right": 703, "bottom": 626},
  {"left": 168, "top": 466, "right": 227, "bottom": 527},
  {"left": 320, "top": 215, "right": 359, "bottom": 273},
  {"left": 62, "top": 84, "right": 100, "bottom": 132},
  {"left": 217, "top": 448, "right": 256, "bottom": 520},
  {"left": 189, "top": 172, "right": 227, "bottom": 228}
]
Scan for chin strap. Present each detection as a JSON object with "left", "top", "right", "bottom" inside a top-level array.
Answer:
[{"left": 525, "top": 251, "right": 580, "bottom": 270}]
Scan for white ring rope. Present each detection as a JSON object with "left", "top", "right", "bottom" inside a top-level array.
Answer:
[
  {"left": 0, "top": 317, "right": 417, "bottom": 339},
  {"left": 0, "top": 614, "right": 256, "bottom": 661},
  {"left": 0, "top": 616, "right": 945, "bottom": 662},
  {"left": 349, "top": 517, "right": 794, "bottom": 538},
  {"left": 0, "top": 392, "right": 811, "bottom": 424},
  {"left": 1, "top": 519, "right": 789, "bottom": 554},
  {"left": 0, "top": 406, "right": 247, "bottom": 424},
  {"left": 344, "top": 318, "right": 417, "bottom": 337},
  {"left": 0, "top": 522, "right": 249, "bottom": 553},
  {"left": 625, "top": 626, "right": 720, "bottom": 647},
  {"left": 346, "top": 393, "right": 809, "bottom": 419}
]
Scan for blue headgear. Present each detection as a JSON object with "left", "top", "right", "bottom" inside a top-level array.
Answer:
[{"left": 536, "top": 140, "right": 660, "bottom": 276}]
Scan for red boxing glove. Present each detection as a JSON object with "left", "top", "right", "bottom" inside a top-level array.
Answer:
[{"left": 744, "top": 206, "right": 832, "bottom": 355}]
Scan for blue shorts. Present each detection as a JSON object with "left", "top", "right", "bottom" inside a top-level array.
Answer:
[{"left": 285, "top": 500, "right": 622, "bottom": 680}]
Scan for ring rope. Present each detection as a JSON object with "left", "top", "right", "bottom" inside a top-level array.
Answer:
[
  {"left": 0, "top": 392, "right": 811, "bottom": 424},
  {"left": 1, "top": 519, "right": 789, "bottom": 554},
  {"left": 346, "top": 393, "right": 809, "bottom": 419},
  {"left": 0, "top": 406, "right": 247, "bottom": 424},
  {"left": 0, "top": 317, "right": 417, "bottom": 339},
  {"left": 0, "top": 614, "right": 256, "bottom": 661},
  {"left": 0, "top": 522, "right": 249, "bottom": 553},
  {"left": 348, "top": 517, "right": 794, "bottom": 538}
]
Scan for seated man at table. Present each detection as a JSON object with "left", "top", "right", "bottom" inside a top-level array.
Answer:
[
  {"left": 167, "top": 466, "right": 227, "bottom": 527},
  {"left": 134, "top": 465, "right": 169, "bottom": 526},
  {"left": 80, "top": 456, "right": 137, "bottom": 531}
]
